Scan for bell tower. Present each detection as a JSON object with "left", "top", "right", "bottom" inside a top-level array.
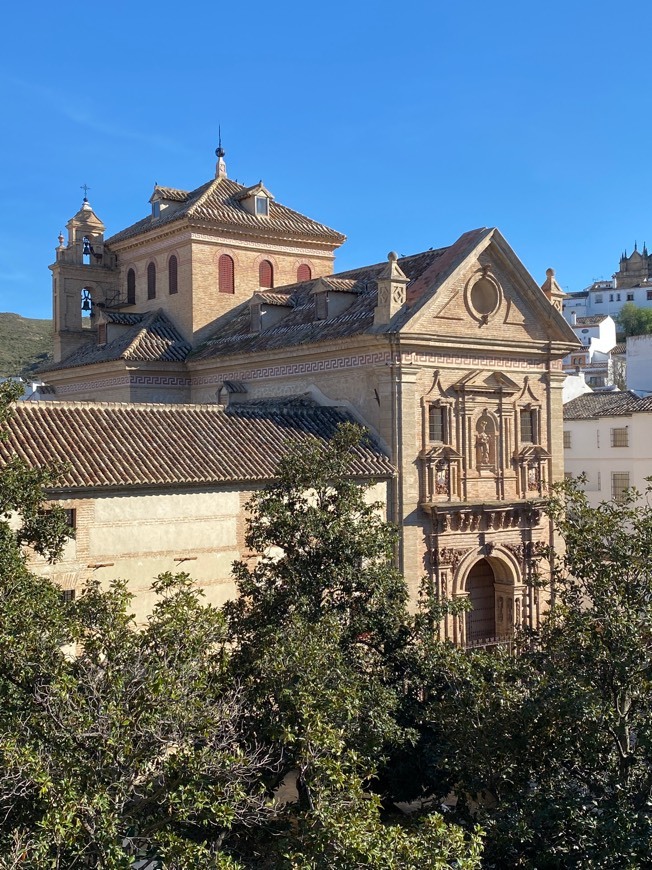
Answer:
[{"left": 50, "top": 190, "right": 119, "bottom": 362}]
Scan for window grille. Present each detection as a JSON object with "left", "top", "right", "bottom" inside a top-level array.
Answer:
[
  {"left": 520, "top": 409, "right": 534, "bottom": 443},
  {"left": 61, "top": 589, "right": 76, "bottom": 603},
  {"left": 611, "top": 472, "right": 630, "bottom": 503},
  {"left": 563, "top": 430, "right": 571, "bottom": 449},
  {"left": 610, "top": 427, "right": 628, "bottom": 447},
  {"left": 429, "top": 406, "right": 445, "bottom": 442}
]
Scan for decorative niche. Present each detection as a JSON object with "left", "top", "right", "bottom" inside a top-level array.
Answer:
[{"left": 419, "top": 371, "right": 461, "bottom": 504}]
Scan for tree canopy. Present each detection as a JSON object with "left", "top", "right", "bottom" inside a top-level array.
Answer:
[
  {"left": 616, "top": 301, "right": 652, "bottom": 337},
  {"left": 4, "top": 376, "right": 652, "bottom": 868},
  {"left": 0, "top": 396, "right": 481, "bottom": 869},
  {"left": 413, "top": 479, "right": 652, "bottom": 868}
]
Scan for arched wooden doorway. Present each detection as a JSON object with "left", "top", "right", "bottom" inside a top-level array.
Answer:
[{"left": 466, "top": 559, "right": 497, "bottom": 642}]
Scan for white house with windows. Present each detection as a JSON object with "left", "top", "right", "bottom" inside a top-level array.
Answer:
[{"left": 563, "top": 391, "right": 652, "bottom": 505}]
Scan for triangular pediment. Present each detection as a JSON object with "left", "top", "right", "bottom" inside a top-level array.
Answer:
[
  {"left": 518, "top": 444, "right": 551, "bottom": 460},
  {"left": 397, "top": 229, "right": 580, "bottom": 351},
  {"left": 420, "top": 444, "right": 462, "bottom": 461},
  {"left": 235, "top": 181, "right": 275, "bottom": 202},
  {"left": 452, "top": 369, "right": 521, "bottom": 394}
]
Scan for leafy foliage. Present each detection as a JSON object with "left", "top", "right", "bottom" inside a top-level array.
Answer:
[
  {"left": 225, "top": 423, "right": 482, "bottom": 868},
  {"left": 0, "top": 573, "right": 274, "bottom": 869},
  {"left": 0, "top": 399, "right": 481, "bottom": 868},
  {"left": 0, "top": 384, "right": 272, "bottom": 867},
  {"left": 616, "top": 302, "right": 652, "bottom": 337},
  {"left": 412, "top": 479, "right": 652, "bottom": 868}
]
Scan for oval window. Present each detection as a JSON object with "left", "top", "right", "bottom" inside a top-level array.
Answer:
[{"left": 470, "top": 277, "right": 498, "bottom": 316}]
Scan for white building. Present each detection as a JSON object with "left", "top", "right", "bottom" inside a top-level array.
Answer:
[
  {"left": 623, "top": 334, "right": 652, "bottom": 395},
  {"left": 562, "top": 315, "right": 617, "bottom": 388},
  {"left": 563, "top": 244, "right": 652, "bottom": 322},
  {"left": 563, "top": 391, "right": 652, "bottom": 506}
]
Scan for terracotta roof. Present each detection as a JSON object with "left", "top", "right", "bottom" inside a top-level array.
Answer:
[
  {"left": 150, "top": 186, "right": 189, "bottom": 203},
  {"left": 563, "top": 391, "right": 648, "bottom": 419},
  {"left": 191, "top": 230, "right": 489, "bottom": 362},
  {"left": 1, "top": 399, "right": 393, "bottom": 490},
  {"left": 106, "top": 177, "right": 345, "bottom": 246},
  {"left": 253, "top": 291, "right": 294, "bottom": 306},
  {"left": 574, "top": 315, "right": 608, "bottom": 325},
  {"left": 103, "top": 311, "right": 146, "bottom": 326},
  {"left": 41, "top": 310, "right": 191, "bottom": 372},
  {"left": 611, "top": 342, "right": 626, "bottom": 355}
]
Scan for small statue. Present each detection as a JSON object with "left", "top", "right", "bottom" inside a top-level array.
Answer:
[{"left": 476, "top": 420, "right": 491, "bottom": 465}]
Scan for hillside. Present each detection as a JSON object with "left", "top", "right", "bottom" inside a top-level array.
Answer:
[{"left": 0, "top": 313, "right": 53, "bottom": 379}]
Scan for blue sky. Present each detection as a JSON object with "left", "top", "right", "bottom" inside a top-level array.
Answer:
[{"left": 1, "top": 0, "right": 650, "bottom": 319}]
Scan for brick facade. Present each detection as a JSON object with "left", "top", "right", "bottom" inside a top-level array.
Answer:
[{"left": 39, "top": 155, "right": 579, "bottom": 642}]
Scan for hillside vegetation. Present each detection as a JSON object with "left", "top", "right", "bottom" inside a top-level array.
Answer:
[{"left": 0, "top": 313, "right": 52, "bottom": 379}]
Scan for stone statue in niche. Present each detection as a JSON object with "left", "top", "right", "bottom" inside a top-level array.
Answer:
[
  {"left": 476, "top": 421, "right": 490, "bottom": 463},
  {"left": 475, "top": 414, "right": 495, "bottom": 468}
]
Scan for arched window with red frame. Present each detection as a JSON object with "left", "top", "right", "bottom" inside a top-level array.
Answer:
[
  {"left": 168, "top": 255, "right": 178, "bottom": 294},
  {"left": 126, "top": 268, "right": 136, "bottom": 304},
  {"left": 297, "top": 263, "right": 312, "bottom": 282},
  {"left": 147, "top": 262, "right": 156, "bottom": 300},
  {"left": 259, "top": 259, "right": 273, "bottom": 289},
  {"left": 218, "top": 254, "right": 235, "bottom": 294}
]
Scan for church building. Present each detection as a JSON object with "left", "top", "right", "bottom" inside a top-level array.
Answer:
[{"left": 6, "top": 144, "right": 579, "bottom": 644}]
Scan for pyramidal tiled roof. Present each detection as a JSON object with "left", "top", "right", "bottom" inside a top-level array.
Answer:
[
  {"left": 0, "top": 399, "right": 393, "bottom": 489},
  {"left": 41, "top": 310, "right": 191, "bottom": 372},
  {"left": 106, "top": 177, "right": 345, "bottom": 246},
  {"left": 191, "top": 229, "right": 489, "bottom": 362}
]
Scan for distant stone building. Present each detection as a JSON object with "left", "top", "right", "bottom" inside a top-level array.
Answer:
[
  {"left": 564, "top": 243, "right": 652, "bottom": 322},
  {"left": 7, "top": 145, "right": 579, "bottom": 645}
]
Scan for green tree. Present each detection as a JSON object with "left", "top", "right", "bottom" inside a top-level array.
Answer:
[
  {"left": 0, "top": 383, "right": 274, "bottom": 868},
  {"left": 616, "top": 301, "right": 652, "bottom": 337},
  {"left": 225, "top": 423, "right": 482, "bottom": 868},
  {"left": 413, "top": 479, "right": 652, "bottom": 868}
]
